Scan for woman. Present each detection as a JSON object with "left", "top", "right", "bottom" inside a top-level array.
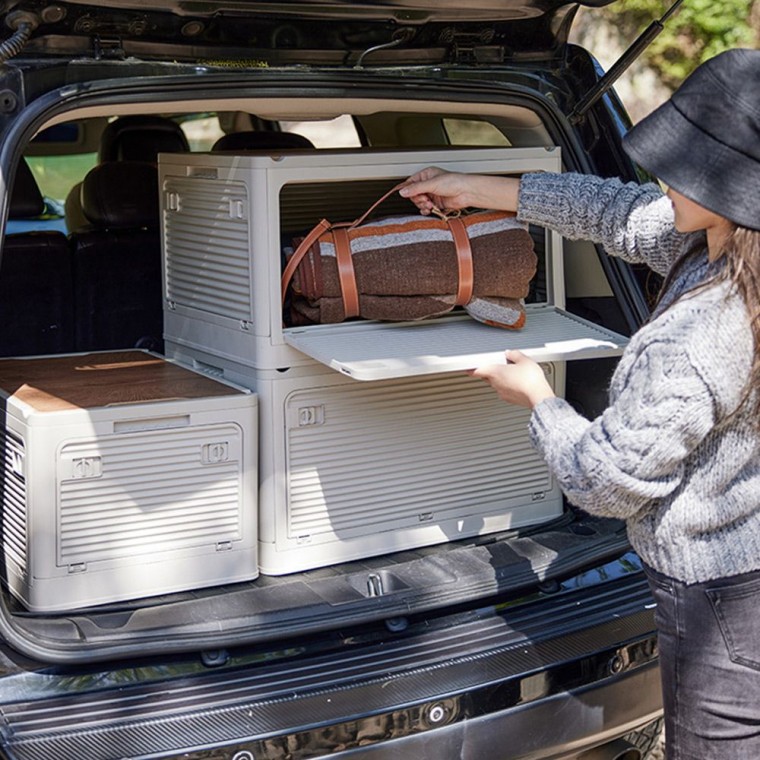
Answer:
[{"left": 400, "top": 48, "right": 760, "bottom": 759}]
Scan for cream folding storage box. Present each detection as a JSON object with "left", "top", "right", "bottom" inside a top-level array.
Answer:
[
  {"left": 0, "top": 350, "right": 258, "bottom": 611},
  {"left": 168, "top": 342, "right": 565, "bottom": 574},
  {"left": 158, "top": 146, "right": 629, "bottom": 575}
]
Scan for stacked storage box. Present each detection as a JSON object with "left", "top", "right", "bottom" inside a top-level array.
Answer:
[
  {"left": 0, "top": 350, "right": 258, "bottom": 611},
  {"left": 158, "top": 147, "right": 628, "bottom": 574}
]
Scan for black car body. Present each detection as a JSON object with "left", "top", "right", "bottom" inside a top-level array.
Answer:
[{"left": 0, "top": 1, "right": 664, "bottom": 757}]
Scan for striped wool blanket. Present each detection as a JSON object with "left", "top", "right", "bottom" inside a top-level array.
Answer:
[{"left": 286, "top": 209, "right": 537, "bottom": 329}]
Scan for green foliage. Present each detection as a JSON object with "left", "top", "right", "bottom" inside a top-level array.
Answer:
[
  {"left": 27, "top": 153, "right": 96, "bottom": 202},
  {"left": 599, "top": 0, "right": 759, "bottom": 89}
]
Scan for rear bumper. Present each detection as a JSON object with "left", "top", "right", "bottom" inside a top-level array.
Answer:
[
  {"left": 334, "top": 663, "right": 662, "bottom": 759},
  {"left": 0, "top": 570, "right": 661, "bottom": 760}
]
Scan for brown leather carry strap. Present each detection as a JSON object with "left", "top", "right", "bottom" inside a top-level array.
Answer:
[
  {"left": 447, "top": 216, "right": 474, "bottom": 306},
  {"left": 332, "top": 225, "right": 361, "bottom": 318},
  {"left": 349, "top": 182, "right": 407, "bottom": 229},
  {"left": 281, "top": 218, "right": 331, "bottom": 304}
]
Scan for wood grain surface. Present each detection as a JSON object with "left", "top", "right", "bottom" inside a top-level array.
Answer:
[{"left": 0, "top": 351, "right": 241, "bottom": 412}]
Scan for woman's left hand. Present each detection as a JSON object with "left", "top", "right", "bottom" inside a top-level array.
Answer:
[{"left": 469, "top": 350, "right": 555, "bottom": 409}]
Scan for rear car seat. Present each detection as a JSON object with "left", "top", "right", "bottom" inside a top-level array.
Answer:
[
  {"left": 98, "top": 114, "right": 191, "bottom": 162},
  {"left": 65, "top": 115, "right": 190, "bottom": 233},
  {"left": 211, "top": 130, "right": 315, "bottom": 151},
  {"left": 0, "top": 158, "right": 74, "bottom": 357},
  {"left": 69, "top": 161, "right": 163, "bottom": 352}
]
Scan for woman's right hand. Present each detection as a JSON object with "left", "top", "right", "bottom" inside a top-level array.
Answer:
[
  {"left": 468, "top": 351, "right": 555, "bottom": 409},
  {"left": 399, "top": 168, "right": 521, "bottom": 215},
  {"left": 399, "top": 168, "right": 472, "bottom": 215}
]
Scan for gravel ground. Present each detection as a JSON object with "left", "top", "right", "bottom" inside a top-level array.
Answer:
[{"left": 650, "top": 731, "right": 665, "bottom": 759}]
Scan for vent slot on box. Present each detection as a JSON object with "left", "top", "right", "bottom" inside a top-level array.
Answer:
[{"left": 1, "top": 428, "right": 27, "bottom": 568}]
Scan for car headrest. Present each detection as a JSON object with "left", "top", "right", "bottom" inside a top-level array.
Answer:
[
  {"left": 9, "top": 158, "right": 45, "bottom": 219},
  {"left": 212, "top": 130, "right": 315, "bottom": 151},
  {"left": 80, "top": 162, "right": 159, "bottom": 230},
  {"left": 98, "top": 115, "right": 190, "bottom": 163}
]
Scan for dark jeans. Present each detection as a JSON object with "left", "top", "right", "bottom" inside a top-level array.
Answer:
[{"left": 644, "top": 563, "right": 760, "bottom": 759}]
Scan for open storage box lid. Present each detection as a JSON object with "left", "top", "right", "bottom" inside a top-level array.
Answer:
[{"left": 284, "top": 307, "right": 628, "bottom": 380}]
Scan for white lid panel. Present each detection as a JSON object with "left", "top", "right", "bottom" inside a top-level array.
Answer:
[{"left": 284, "top": 307, "right": 628, "bottom": 380}]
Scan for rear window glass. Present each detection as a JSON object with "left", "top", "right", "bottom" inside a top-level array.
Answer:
[
  {"left": 443, "top": 118, "right": 511, "bottom": 146},
  {"left": 26, "top": 153, "right": 96, "bottom": 204},
  {"left": 180, "top": 115, "right": 224, "bottom": 151},
  {"left": 280, "top": 115, "right": 361, "bottom": 148}
]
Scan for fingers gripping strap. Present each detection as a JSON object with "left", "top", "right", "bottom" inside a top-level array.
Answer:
[{"left": 447, "top": 216, "right": 474, "bottom": 306}]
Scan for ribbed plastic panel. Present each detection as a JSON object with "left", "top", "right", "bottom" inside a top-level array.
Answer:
[
  {"left": 1, "top": 428, "right": 26, "bottom": 567},
  {"left": 285, "top": 307, "right": 626, "bottom": 380},
  {"left": 280, "top": 178, "right": 417, "bottom": 232},
  {"left": 58, "top": 425, "right": 243, "bottom": 564},
  {"left": 163, "top": 177, "right": 251, "bottom": 320},
  {"left": 286, "top": 373, "right": 550, "bottom": 540}
]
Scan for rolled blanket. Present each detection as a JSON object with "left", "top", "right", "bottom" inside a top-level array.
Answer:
[{"left": 284, "top": 201, "right": 538, "bottom": 329}]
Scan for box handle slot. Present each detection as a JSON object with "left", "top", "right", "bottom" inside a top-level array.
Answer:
[{"left": 114, "top": 415, "right": 191, "bottom": 433}]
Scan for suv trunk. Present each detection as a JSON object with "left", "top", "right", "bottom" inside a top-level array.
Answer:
[{"left": 0, "top": 63, "right": 646, "bottom": 659}]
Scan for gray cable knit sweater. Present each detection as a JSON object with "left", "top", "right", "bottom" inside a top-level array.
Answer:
[{"left": 517, "top": 171, "right": 760, "bottom": 584}]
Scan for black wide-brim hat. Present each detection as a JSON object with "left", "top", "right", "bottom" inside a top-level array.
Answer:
[{"left": 623, "top": 48, "right": 760, "bottom": 231}]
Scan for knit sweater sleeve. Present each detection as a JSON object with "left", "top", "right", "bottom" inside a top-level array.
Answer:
[
  {"left": 516, "top": 172, "right": 687, "bottom": 276},
  {"left": 527, "top": 294, "right": 748, "bottom": 519}
]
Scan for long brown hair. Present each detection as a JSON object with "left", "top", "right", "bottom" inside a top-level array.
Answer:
[
  {"left": 657, "top": 225, "right": 760, "bottom": 422},
  {"left": 722, "top": 226, "right": 760, "bottom": 419}
]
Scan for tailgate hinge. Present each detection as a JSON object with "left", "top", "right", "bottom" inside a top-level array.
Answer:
[{"left": 441, "top": 28, "right": 504, "bottom": 64}]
